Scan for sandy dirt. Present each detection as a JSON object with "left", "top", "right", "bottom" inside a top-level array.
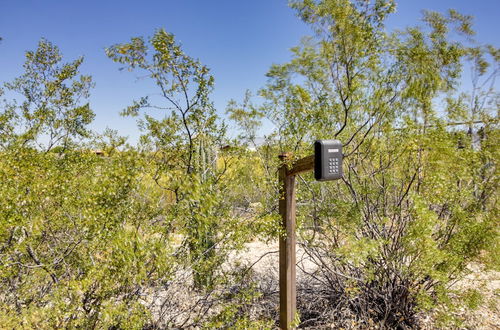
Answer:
[
  {"left": 234, "top": 240, "right": 500, "bottom": 329},
  {"left": 449, "top": 263, "right": 500, "bottom": 329}
]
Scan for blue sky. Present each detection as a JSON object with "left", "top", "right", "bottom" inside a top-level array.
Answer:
[{"left": 1, "top": 0, "right": 499, "bottom": 143}]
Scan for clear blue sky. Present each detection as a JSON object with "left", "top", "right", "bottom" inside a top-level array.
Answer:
[{"left": 1, "top": 0, "right": 499, "bottom": 143}]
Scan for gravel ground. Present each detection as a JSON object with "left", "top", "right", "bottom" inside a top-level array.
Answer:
[{"left": 449, "top": 263, "right": 500, "bottom": 329}]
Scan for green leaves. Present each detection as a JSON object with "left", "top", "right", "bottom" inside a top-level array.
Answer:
[
  {"left": 226, "top": 90, "right": 264, "bottom": 144},
  {"left": 107, "top": 29, "right": 247, "bottom": 293},
  {"left": 245, "top": 1, "right": 499, "bottom": 326},
  {"left": 0, "top": 148, "right": 177, "bottom": 327},
  {"left": 0, "top": 4, "right": 496, "bottom": 328},
  {"left": 3, "top": 39, "right": 94, "bottom": 152},
  {"left": 107, "top": 29, "right": 221, "bottom": 178},
  {"left": 105, "top": 36, "right": 148, "bottom": 69}
]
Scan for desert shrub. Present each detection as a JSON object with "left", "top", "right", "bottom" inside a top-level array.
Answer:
[
  {"left": 0, "top": 37, "right": 258, "bottom": 328},
  {"left": 1, "top": 2, "right": 498, "bottom": 328},
  {"left": 0, "top": 148, "right": 177, "bottom": 328},
  {"left": 240, "top": 0, "right": 499, "bottom": 327}
]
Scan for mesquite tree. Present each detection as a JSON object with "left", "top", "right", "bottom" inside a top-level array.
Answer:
[
  {"left": 0, "top": 41, "right": 174, "bottom": 328},
  {"left": 3, "top": 39, "right": 94, "bottom": 152},
  {"left": 234, "top": 0, "right": 499, "bottom": 327},
  {"left": 106, "top": 29, "right": 240, "bottom": 289}
]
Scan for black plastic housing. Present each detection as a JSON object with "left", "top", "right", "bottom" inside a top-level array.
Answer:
[{"left": 314, "top": 140, "right": 343, "bottom": 181}]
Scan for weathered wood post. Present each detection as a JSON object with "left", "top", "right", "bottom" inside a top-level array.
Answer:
[
  {"left": 277, "top": 141, "right": 342, "bottom": 328},
  {"left": 278, "top": 153, "right": 296, "bottom": 329},
  {"left": 278, "top": 153, "right": 315, "bottom": 329}
]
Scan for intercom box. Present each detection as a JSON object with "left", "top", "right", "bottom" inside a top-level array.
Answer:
[{"left": 314, "top": 140, "right": 343, "bottom": 181}]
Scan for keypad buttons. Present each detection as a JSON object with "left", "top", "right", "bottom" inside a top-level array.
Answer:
[
  {"left": 314, "top": 139, "right": 343, "bottom": 181},
  {"left": 327, "top": 157, "right": 340, "bottom": 174}
]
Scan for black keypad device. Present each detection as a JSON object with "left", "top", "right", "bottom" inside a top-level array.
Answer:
[{"left": 314, "top": 140, "right": 343, "bottom": 181}]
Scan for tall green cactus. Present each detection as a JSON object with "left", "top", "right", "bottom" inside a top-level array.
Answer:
[
  {"left": 194, "top": 133, "right": 217, "bottom": 183},
  {"left": 189, "top": 133, "right": 221, "bottom": 289}
]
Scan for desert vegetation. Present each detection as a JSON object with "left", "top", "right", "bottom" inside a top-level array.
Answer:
[{"left": 0, "top": 0, "right": 498, "bottom": 328}]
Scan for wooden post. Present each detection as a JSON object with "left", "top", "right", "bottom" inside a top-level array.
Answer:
[
  {"left": 278, "top": 153, "right": 296, "bottom": 329},
  {"left": 278, "top": 153, "right": 314, "bottom": 329}
]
